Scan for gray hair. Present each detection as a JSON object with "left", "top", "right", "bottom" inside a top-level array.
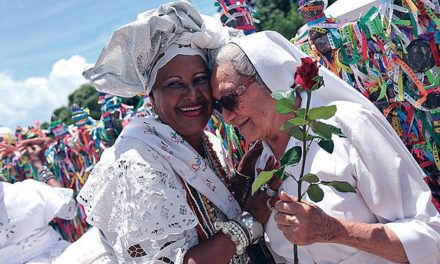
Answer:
[{"left": 209, "top": 43, "right": 265, "bottom": 86}]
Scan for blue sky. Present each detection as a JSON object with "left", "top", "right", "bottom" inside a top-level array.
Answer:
[{"left": 0, "top": 0, "right": 215, "bottom": 129}]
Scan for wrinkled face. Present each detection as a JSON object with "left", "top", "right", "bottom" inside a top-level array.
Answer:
[
  {"left": 150, "top": 55, "right": 211, "bottom": 139},
  {"left": 211, "top": 63, "right": 279, "bottom": 142}
]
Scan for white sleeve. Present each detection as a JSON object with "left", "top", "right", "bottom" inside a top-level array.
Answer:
[
  {"left": 54, "top": 196, "right": 77, "bottom": 220},
  {"left": 347, "top": 105, "right": 440, "bottom": 264},
  {"left": 17, "top": 180, "right": 75, "bottom": 222},
  {"left": 78, "top": 137, "right": 199, "bottom": 263}
]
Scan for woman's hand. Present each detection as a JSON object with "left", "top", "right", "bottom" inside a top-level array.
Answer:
[
  {"left": 236, "top": 141, "right": 264, "bottom": 177},
  {"left": 0, "top": 143, "right": 18, "bottom": 159},
  {"left": 274, "top": 191, "right": 337, "bottom": 245},
  {"left": 274, "top": 191, "right": 409, "bottom": 263},
  {"left": 243, "top": 155, "right": 282, "bottom": 224},
  {"left": 232, "top": 141, "right": 265, "bottom": 206},
  {"left": 17, "top": 137, "right": 53, "bottom": 169}
]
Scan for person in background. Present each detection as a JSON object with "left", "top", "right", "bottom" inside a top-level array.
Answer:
[
  {"left": 210, "top": 30, "right": 440, "bottom": 264},
  {"left": 0, "top": 137, "right": 77, "bottom": 264}
]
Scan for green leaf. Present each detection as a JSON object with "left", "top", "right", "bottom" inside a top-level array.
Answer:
[
  {"left": 287, "top": 117, "right": 307, "bottom": 126},
  {"left": 308, "top": 105, "right": 336, "bottom": 120},
  {"left": 288, "top": 126, "right": 314, "bottom": 141},
  {"left": 307, "top": 184, "right": 324, "bottom": 202},
  {"left": 317, "top": 139, "right": 334, "bottom": 154},
  {"left": 276, "top": 98, "right": 295, "bottom": 115},
  {"left": 280, "top": 123, "right": 290, "bottom": 131},
  {"left": 251, "top": 170, "right": 276, "bottom": 195},
  {"left": 296, "top": 108, "right": 306, "bottom": 118},
  {"left": 321, "top": 181, "right": 356, "bottom": 193},
  {"left": 271, "top": 91, "right": 285, "bottom": 100},
  {"left": 310, "top": 121, "right": 333, "bottom": 139},
  {"left": 280, "top": 117, "right": 307, "bottom": 131},
  {"left": 280, "top": 146, "right": 302, "bottom": 167},
  {"left": 275, "top": 167, "right": 287, "bottom": 180},
  {"left": 271, "top": 90, "right": 295, "bottom": 100},
  {"left": 301, "top": 173, "right": 319, "bottom": 183},
  {"left": 328, "top": 124, "right": 346, "bottom": 138},
  {"left": 313, "top": 76, "right": 324, "bottom": 83}
]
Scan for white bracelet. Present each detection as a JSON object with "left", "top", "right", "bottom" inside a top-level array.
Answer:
[{"left": 215, "top": 221, "right": 249, "bottom": 255}]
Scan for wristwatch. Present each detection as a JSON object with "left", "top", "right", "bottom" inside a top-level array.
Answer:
[{"left": 38, "top": 166, "right": 56, "bottom": 183}]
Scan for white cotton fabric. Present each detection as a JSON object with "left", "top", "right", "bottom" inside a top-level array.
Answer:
[
  {"left": 0, "top": 179, "right": 75, "bottom": 264},
  {"left": 72, "top": 116, "right": 239, "bottom": 263},
  {"left": 83, "top": 0, "right": 232, "bottom": 97},
  {"left": 257, "top": 99, "right": 440, "bottom": 264}
]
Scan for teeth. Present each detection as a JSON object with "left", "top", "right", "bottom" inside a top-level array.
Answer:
[{"left": 180, "top": 105, "right": 202, "bottom": 112}]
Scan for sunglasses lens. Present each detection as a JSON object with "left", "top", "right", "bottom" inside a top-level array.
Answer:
[{"left": 220, "top": 95, "right": 238, "bottom": 112}]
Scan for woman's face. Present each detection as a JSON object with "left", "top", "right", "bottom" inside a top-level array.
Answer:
[
  {"left": 211, "top": 63, "right": 281, "bottom": 143},
  {"left": 150, "top": 55, "right": 211, "bottom": 139}
]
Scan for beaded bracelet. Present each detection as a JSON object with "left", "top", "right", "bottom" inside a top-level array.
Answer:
[
  {"left": 37, "top": 166, "right": 56, "bottom": 183},
  {"left": 215, "top": 221, "right": 249, "bottom": 255},
  {"left": 214, "top": 211, "right": 264, "bottom": 255},
  {"left": 235, "top": 211, "right": 263, "bottom": 244}
]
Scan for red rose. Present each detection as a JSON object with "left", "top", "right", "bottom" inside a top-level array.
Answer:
[{"left": 294, "top": 57, "right": 319, "bottom": 91}]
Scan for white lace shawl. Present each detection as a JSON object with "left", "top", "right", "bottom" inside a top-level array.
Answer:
[{"left": 78, "top": 117, "right": 239, "bottom": 262}]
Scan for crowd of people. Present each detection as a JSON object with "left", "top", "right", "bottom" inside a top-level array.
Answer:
[{"left": 1, "top": 0, "right": 440, "bottom": 263}]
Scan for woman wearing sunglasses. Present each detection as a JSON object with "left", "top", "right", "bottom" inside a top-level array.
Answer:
[
  {"left": 55, "top": 2, "right": 277, "bottom": 264},
  {"left": 210, "top": 31, "right": 440, "bottom": 264}
]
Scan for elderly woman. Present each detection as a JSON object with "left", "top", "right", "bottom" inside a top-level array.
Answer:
[
  {"left": 210, "top": 31, "right": 440, "bottom": 264},
  {"left": 55, "top": 2, "right": 273, "bottom": 264}
]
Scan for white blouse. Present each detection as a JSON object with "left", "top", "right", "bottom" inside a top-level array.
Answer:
[
  {"left": 257, "top": 100, "right": 440, "bottom": 263},
  {"left": 60, "top": 130, "right": 235, "bottom": 264},
  {"left": 0, "top": 179, "right": 76, "bottom": 264}
]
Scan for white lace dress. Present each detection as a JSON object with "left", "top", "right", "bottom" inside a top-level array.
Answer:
[
  {"left": 0, "top": 179, "right": 76, "bottom": 264},
  {"left": 56, "top": 129, "right": 239, "bottom": 264}
]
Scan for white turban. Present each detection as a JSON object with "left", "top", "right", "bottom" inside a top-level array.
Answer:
[
  {"left": 83, "top": 0, "right": 231, "bottom": 97},
  {"left": 230, "top": 31, "right": 382, "bottom": 116}
]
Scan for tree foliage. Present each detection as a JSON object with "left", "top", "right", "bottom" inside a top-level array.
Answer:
[
  {"left": 254, "top": 0, "right": 304, "bottom": 39},
  {"left": 52, "top": 83, "right": 140, "bottom": 125},
  {"left": 52, "top": 84, "right": 100, "bottom": 124},
  {"left": 254, "top": 0, "right": 337, "bottom": 39}
]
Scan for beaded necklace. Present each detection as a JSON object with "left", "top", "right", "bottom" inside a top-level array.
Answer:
[
  {"left": 202, "top": 133, "right": 232, "bottom": 189},
  {"left": 179, "top": 133, "right": 232, "bottom": 241}
]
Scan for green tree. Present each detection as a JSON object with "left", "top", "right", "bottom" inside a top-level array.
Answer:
[
  {"left": 53, "top": 106, "right": 72, "bottom": 125},
  {"left": 254, "top": 0, "right": 304, "bottom": 39},
  {"left": 253, "top": 0, "right": 338, "bottom": 39},
  {"left": 68, "top": 84, "right": 101, "bottom": 120},
  {"left": 52, "top": 83, "right": 140, "bottom": 125}
]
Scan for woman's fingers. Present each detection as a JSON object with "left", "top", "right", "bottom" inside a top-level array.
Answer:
[{"left": 274, "top": 211, "right": 299, "bottom": 226}]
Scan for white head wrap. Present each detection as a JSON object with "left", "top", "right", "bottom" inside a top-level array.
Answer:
[
  {"left": 83, "top": 0, "right": 231, "bottom": 97},
  {"left": 230, "top": 31, "right": 382, "bottom": 116},
  {"left": 148, "top": 43, "right": 207, "bottom": 92}
]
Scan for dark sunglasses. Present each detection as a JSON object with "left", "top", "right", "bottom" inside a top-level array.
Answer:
[{"left": 213, "top": 76, "right": 255, "bottom": 113}]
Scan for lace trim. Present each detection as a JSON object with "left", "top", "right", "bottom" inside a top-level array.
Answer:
[{"left": 78, "top": 156, "right": 198, "bottom": 241}]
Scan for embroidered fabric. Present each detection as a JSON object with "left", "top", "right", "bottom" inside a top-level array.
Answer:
[
  {"left": 78, "top": 139, "right": 199, "bottom": 243},
  {"left": 76, "top": 118, "right": 248, "bottom": 263},
  {"left": 0, "top": 180, "right": 74, "bottom": 264}
]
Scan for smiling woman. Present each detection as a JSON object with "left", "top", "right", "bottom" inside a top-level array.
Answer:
[
  {"left": 54, "top": 1, "right": 273, "bottom": 264},
  {"left": 150, "top": 50, "right": 212, "bottom": 151}
]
